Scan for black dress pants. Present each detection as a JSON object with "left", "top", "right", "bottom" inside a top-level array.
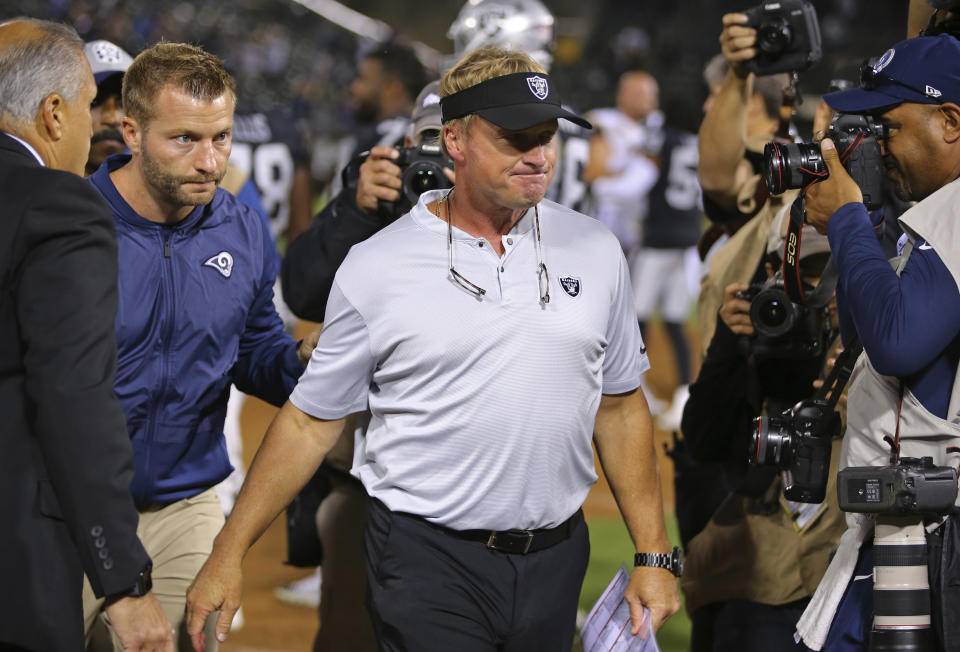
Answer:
[{"left": 364, "top": 498, "right": 590, "bottom": 652}]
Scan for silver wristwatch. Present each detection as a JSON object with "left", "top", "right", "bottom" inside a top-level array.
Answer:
[{"left": 634, "top": 546, "right": 683, "bottom": 577}]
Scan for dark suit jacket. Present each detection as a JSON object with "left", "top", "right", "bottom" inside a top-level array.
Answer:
[{"left": 0, "top": 133, "right": 150, "bottom": 650}]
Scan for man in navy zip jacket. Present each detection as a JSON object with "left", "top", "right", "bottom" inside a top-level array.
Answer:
[{"left": 81, "top": 42, "right": 312, "bottom": 651}]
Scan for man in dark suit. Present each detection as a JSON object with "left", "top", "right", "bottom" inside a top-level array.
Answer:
[{"left": 0, "top": 17, "right": 172, "bottom": 651}]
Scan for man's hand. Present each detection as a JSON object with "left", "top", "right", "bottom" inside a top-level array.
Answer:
[
  {"left": 185, "top": 548, "right": 243, "bottom": 652},
  {"left": 624, "top": 566, "right": 681, "bottom": 636},
  {"left": 355, "top": 146, "right": 402, "bottom": 214},
  {"left": 297, "top": 323, "right": 323, "bottom": 366},
  {"left": 719, "top": 282, "right": 754, "bottom": 335},
  {"left": 804, "top": 138, "right": 864, "bottom": 234},
  {"left": 104, "top": 593, "right": 174, "bottom": 652},
  {"left": 719, "top": 13, "right": 756, "bottom": 78}
]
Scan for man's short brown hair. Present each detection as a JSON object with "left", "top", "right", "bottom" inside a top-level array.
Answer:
[
  {"left": 123, "top": 42, "right": 236, "bottom": 125},
  {"left": 439, "top": 47, "right": 547, "bottom": 153}
]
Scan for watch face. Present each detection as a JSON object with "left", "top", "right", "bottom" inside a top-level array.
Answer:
[
  {"left": 132, "top": 564, "right": 153, "bottom": 596},
  {"left": 670, "top": 549, "right": 683, "bottom": 577}
]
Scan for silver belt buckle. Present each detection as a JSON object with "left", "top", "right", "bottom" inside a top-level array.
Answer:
[{"left": 487, "top": 529, "right": 535, "bottom": 554}]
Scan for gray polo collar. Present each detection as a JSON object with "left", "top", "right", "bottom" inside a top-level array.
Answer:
[{"left": 411, "top": 188, "right": 536, "bottom": 241}]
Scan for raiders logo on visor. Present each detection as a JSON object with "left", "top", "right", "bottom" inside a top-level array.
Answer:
[{"left": 526, "top": 76, "right": 549, "bottom": 100}]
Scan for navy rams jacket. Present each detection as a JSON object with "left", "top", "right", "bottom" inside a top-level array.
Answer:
[{"left": 90, "top": 155, "right": 302, "bottom": 508}]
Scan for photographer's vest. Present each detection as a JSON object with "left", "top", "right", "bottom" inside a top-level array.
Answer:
[
  {"left": 797, "top": 178, "right": 960, "bottom": 650},
  {"left": 680, "top": 437, "right": 847, "bottom": 612}
]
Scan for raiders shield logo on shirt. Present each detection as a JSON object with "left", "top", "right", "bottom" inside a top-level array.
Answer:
[{"left": 559, "top": 276, "right": 581, "bottom": 297}]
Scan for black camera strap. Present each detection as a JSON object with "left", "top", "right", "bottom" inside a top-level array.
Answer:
[
  {"left": 782, "top": 194, "right": 839, "bottom": 309},
  {"left": 813, "top": 335, "right": 863, "bottom": 412}
]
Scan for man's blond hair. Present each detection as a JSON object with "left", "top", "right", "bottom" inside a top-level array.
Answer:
[{"left": 439, "top": 47, "right": 547, "bottom": 155}]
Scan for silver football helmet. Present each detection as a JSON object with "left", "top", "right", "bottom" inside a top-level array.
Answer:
[{"left": 447, "top": 0, "right": 555, "bottom": 70}]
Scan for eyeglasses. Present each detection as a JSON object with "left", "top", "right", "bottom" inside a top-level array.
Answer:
[
  {"left": 858, "top": 62, "right": 944, "bottom": 103},
  {"left": 534, "top": 208, "right": 550, "bottom": 305},
  {"left": 441, "top": 190, "right": 550, "bottom": 305}
]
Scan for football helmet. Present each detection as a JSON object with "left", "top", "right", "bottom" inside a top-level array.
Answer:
[{"left": 447, "top": 0, "right": 555, "bottom": 70}]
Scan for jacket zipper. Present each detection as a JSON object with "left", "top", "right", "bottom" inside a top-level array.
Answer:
[{"left": 143, "top": 230, "right": 176, "bottom": 505}]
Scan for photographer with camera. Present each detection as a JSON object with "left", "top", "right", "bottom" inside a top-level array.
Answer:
[
  {"left": 697, "top": 6, "right": 807, "bottom": 235},
  {"left": 282, "top": 80, "right": 449, "bottom": 323},
  {"left": 695, "top": 7, "right": 806, "bottom": 356},
  {"left": 793, "top": 34, "right": 960, "bottom": 651},
  {"left": 679, "top": 206, "right": 846, "bottom": 651}
]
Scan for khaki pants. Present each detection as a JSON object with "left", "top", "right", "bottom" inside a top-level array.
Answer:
[{"left": 82, "top": 488, "right": 225, "bottom": 652}]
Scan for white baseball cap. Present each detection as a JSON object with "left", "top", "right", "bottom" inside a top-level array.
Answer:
[{"left": 84, "top": 39, "right": 134, "bottom": 85}]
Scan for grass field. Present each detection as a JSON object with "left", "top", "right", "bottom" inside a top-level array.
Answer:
[{"left": 577, "top": 516, "right": 691, "bottom": 652}]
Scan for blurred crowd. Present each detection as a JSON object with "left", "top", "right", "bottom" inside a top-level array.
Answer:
[{"left": 8, "top": 0, "right": 909, "bottom": 194}]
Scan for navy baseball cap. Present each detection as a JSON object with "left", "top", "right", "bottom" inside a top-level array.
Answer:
[{"left": 824, "top": 34, "right": 960, "bottom": 113}]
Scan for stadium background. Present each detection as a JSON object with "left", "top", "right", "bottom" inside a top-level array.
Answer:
[
  {"left": 2, "top": 0, "right": 910, "bottom": 649},
  {"left": 7, "top": 0, "right": 910, "bottom": 187}
]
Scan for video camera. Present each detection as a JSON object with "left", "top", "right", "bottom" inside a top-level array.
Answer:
[
  {"left": 343, "top": 141, "right": 454, "bottom": 222},
  {"left": 742, "top": 0, "right": 822, "bottom": 75},
  {"left": 736, "top": 270, "right": 831, "bottom": 360},
  {"left": 763, "top": 112, "right": 886, "bottom": 210}
]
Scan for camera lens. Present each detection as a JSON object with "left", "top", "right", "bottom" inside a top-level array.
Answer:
[
  {"left": 871, "top": 520, "right": 936, "bottom": 649},
  {"left": 759, "top": 298, "right": 787, "bottom": 328},
  {"left": 402, "top": 161, "right": 452, "bottom": 206},
  {"left": 750, "top": 288, "right": 799, "bottom": 339},
  {"left": 763, "top": 142, "right": 827, "bottom": 194},
  {"left": 412, "top": 168, "right": 440, "bottom": 193},
  {"left": 757, "top": 19, "right": 792, "bottom": 55},
  {"left": 751, "top": 416, "right": 793, "bottom": 467}
]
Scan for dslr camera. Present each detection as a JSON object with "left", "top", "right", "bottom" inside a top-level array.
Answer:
[
  {"left": 839, "top": 456, "right": 958, "bottom": 650},
  {"left": 379, "top": 142, "right": 454, "bottom": 221},
  {"left": 736, "top": 270, "right": 831, "bottom": 360},
  {"left": 838, "top": 456, "right": 958, "bottom": 515},
  {"left": 763, "top": 112, "right": 886, "bottom": 209},
  {"left": 742, "top": 0, "right": 822, "bottom": 75},
  {"left": 343, "top": 141, "right": 454, "bottom": 222},
  {"left": 750, "top": 398, "right": 840, "bottom": 502}
]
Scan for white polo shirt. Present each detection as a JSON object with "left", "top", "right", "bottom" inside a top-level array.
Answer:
[{"left": 290, "top": 189, "right": 648, "bottom": 530}]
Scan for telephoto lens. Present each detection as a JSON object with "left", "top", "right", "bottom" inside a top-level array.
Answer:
[
  {"left": 871, "top": 518, "right": 936, "bottom": 651},
  {"left": 763, "top": 141, "right": 826, "bottom": 195}
]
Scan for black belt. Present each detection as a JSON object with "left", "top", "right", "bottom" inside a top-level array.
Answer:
[{"left": 431, "top": 509, "right": 583, "bottom": 555}]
